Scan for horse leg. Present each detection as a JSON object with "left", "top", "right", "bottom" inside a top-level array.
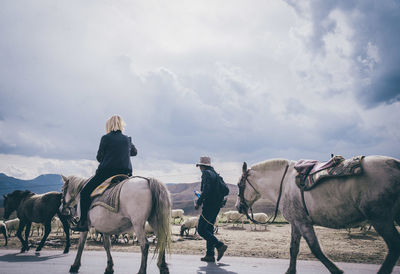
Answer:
[
  {"left": 298, "top": 223, "right": 343, "bottom": 274},
  {"left": 16, "top": 221, "right": 29, "bottom": 252},
  {"left": 36, "top": 222, "right": 51, "bottom": 252},
  {"left": 135, "top": 226, "right": 149, "bottom": 274},
  {"left": 103, "top": 234, "right": 114, "bottom": 274},
  {"left": 285, "top": 223, "right": 301, "bottom": 274},
  {"left": 57, "top": 212, "right": 70, "bottom": 253},
  {"left": 1, "top": 227, "right": 7, "bottom": 246},
  {"left": 70, "top": 231, "right": 88, "bottom": 273},
  {"left": 370, "top": 220, "right": 400, "bottom": 274},
  {"left": 158, "top": 252, "right": 169, "bottom": 274}
]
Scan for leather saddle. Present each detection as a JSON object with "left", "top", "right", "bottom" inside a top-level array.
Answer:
[
  {"left": 294, "top": 155, "right": 364, "bottom": 191},
  {"left": 90, "top": 174, "right": 130, "bottom": 199}
]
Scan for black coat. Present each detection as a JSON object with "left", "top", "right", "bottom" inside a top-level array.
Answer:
[
  {"left": 96, "top": 130, "right": 137, "bottom": 174},
  {"left": 196, "top": 167, "right": 220, "bottom": 210}
]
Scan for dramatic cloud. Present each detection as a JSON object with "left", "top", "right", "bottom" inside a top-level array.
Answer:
[
  {"left": 0, "top": 0, "right": 399, "bottom": 181},
  {"left": 285, "top": 0, "right": 400, "bottom": 106}
]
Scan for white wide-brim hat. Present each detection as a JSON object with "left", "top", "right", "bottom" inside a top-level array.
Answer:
[{"left": 196, "top": 156, "right": 212, "bottom": 167}]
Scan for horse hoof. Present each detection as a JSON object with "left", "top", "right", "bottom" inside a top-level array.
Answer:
[
  {"left": 104, "top": 269, "right": 114, "bottom": 274},
  {"left": 63, "top": 247, "right": 70, "bottom": 254},
  {"left": 160, "top": 266, "right": 169, "bottom": 274},
  {"left": 20, "top": 249, "right": 26, "bottom": 253},
  {"left": 69, "top": 265, "right": 80, "bottom": 273},
  {"left": 36, "top": 247, "right": 42, "bottom": 252}
]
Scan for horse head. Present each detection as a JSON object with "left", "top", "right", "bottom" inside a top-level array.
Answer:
[
  {"left": 3, "top": 190, "right": 33, "bottom": 219},
  {"left": 60, "top": 175, "right": 86, "bottom": 216},
  {"left": 236, "top": 162, "right": 261, "bottom": 216}
]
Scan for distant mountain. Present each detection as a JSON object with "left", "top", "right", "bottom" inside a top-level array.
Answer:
[
  {"left": 0, "top": 173, "right": 63, "bottom": 205},
  {"left": 0, "top": 174, "right": 276, "bottom": 216}
]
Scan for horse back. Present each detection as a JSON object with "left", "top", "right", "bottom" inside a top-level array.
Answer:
[
  {"left": 18, "top": 191, "right": 62, "bottom": 223},
  {"left": 290, "top": 156, "right": 400, "bottom": 228}
]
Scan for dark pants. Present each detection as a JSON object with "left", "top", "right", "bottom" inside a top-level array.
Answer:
[
  {"left": 197, "top": 206, "right": 223, "bottom": 257},
  {"left": 79, "top": 169, "right": 130, "bottom": 224}
]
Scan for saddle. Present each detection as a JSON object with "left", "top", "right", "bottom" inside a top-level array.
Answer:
[
  {"left": 89, "top": 174, "right": 129, "bottom": 213},
  {"left": 90, "top": 174, "right": 129, "bottom": 199},
  {"left": 294, "top": 155, "right": 364, "bottom": 216},
  {"left": 294, "top": 155, "right": 364, "bottom": 191}
]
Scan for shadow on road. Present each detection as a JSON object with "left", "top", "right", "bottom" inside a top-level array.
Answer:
[
  {"left": 197, "top": 262, "right": 238, "bottom": 274},
  {"left": 0, "top": 251, "right": 67, "bottom": 262}
]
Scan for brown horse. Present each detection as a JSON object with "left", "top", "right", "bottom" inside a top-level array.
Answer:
[{"left": 3, "top": 190, "right": 70, "bottom": 253}]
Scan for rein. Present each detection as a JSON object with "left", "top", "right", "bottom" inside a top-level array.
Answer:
[{"left": 239, "top": 163, "right": 289, "bottom": 224}]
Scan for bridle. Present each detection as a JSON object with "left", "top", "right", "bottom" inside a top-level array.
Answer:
[
  {"left": 238, "top": 163, "right": 289, "bottom": 224},
  {"left": 60, "top": 179, "right": 85, "bottom": 216}
]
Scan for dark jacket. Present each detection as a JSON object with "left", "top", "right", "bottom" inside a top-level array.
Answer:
[
  {"left": 196, "top": 167, "right": 220, "bottom": 210},
  {"left": 96, "top": 130, "right": 137, "bottom": 174}
]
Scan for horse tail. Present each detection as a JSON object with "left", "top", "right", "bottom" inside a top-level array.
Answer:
[{"left": 147, "top": 177, "right": 172, "bottom": 267}]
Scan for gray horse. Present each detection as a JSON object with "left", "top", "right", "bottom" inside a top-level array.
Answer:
[
  {"left": 61, "top": 175, "right": 171, "bottom": 274},
  {"left": 236, "top": 155, "right": 400, "bottom": 274},
  {"left": 3, "top": 190, "right": 70, "bottom": 253}
]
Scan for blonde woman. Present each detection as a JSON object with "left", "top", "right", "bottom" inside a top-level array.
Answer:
[{"left": 74, "top": 115, "right": 137, "bottom": 231}]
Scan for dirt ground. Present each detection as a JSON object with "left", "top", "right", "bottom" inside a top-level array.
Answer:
[{"left": 1, "top": 222, "right": 398, "bottom": 266}]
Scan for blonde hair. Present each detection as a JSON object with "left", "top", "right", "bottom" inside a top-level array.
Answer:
[{"left": 105, "top": 115, "right": 125, "bottom": 133}]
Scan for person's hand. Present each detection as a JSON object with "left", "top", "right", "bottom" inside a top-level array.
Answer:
[{"left": 195, "top": 204, "right": 199, "bottom": 210}]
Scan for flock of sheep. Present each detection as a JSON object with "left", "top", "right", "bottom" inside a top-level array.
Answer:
[{"left": 0, "top": 210, "right": 269, "bottom": 246}]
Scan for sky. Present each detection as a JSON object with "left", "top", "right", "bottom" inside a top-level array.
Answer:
[{"left": 0, "top": 0, "right": 399, "bottom": 184}]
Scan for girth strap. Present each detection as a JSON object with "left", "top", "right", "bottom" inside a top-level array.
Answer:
[{"left": 300, "top": 188, "right": 309, "bottom": 216}]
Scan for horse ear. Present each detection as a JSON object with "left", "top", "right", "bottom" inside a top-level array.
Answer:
[
  {"left": 60, "top": 174, "right": 68, "bottom": 182},
  {"left": 242, "top": 162, "right": 247, "bottom": 173}
]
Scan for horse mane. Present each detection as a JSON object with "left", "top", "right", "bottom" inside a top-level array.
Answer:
[
  {"left": 63, "top": 175, "right": 88, "bottom": 196},
  {"left": 10, "top": 190, "right": 35, "bottom": 199},
  {"left": 251, "top": 159, "right": 289, "bottom": 173}
]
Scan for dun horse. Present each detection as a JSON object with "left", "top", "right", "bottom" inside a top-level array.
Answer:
[
  {"left": 3, "top": 190, "right": 70, "bottom": 253},
  {"left": 60, "top": 175, "right": 171, "bottom": 274},
  {"left": 236, "top": 155, "right": 400, "bottom": 274}
]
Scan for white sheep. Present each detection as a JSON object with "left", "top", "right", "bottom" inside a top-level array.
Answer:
[
  {"left": 89, "top": 227, "right": 101, "bottom": 241},
  {"left": 30, "top": 222, "right": 44, "bottom": 236},
  {"left": 180, "top": 216, "right": 199, "bottom": 236},
  {"left": 171, "top": 209, "right": 184, "bottom": 224},
  {"left": 5, "top": 218, "right": 19, "bottom": 237},
  {"left": 223, "top": 211, "right": 245, "bottom": 227},
  {"left": 250, "top": 213, "right": 268, "bottom": 230},
  {"left": 214, "top": 215, "right": 220, "bottom": 234},
  {"left": 51, "top": 217, "right": 65, "bottom": 236}
]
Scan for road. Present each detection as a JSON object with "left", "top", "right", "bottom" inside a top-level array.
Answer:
[{"left": 0, "top": 249, "right": 399, "bottom": 274}]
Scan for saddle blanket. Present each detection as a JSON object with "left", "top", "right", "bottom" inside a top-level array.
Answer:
[
  {"left": 90, "top": 174, "right": 129, "bottom": 213},
  {"left": 295, "top": 156, "right": 364, "bottom": 191}
]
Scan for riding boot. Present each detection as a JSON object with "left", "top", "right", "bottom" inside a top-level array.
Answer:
[{"left": 72, "top": 199, "right": 89, "bottom": 232}]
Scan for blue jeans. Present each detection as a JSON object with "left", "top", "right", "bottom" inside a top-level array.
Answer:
[{"left": 197, "top": 207, "right": 223, "bottom": 256}]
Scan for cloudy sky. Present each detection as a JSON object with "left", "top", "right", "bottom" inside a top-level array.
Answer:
[{"left": 0, "top": 0, "right": 399, "bottom": 184}]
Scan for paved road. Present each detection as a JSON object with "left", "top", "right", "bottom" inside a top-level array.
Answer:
[{"left": 0, "top": 249, "right": 399, "bottom": 274}]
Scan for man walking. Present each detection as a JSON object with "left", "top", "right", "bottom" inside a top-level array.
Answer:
[{"left": 195, "top": 156, "right": 228, "bottom": 262}]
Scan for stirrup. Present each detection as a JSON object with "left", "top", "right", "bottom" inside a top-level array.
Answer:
[{"left": 69, "top": 216, "right": 79, "bottom": 226}]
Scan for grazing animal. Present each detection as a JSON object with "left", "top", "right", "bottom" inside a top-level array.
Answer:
[
  {"left": 61, "top": 175, "right": 171, "bottom": 274},
  {"left": 4, "top": 218, "right": 19, "bottom": 237},
  {"left": 250, "top": 213, "right": 268, "bottom": 230},
  {"left": 171, "top": 209, "right": 184, "bottom": 224},
  {"left": 3, "top": 190, "right": 70, "bottom": 253},
  {"left": 30, "top": 222, "right": 44, "bottom": 236},
  {"left": 223, "top": 211, "right": 245, "bottom": 227},
  {"left": 0, "top": 221, "right": 7, "bottom": 246},
  {"left": 180, "top": 217, "right": 199, "bottom": 236},
  {"left": 52, "top": 217, "right": 65, "bottom": 236},
  {"left": 236, "top": 156, "right": 400, "bottom": 274}
]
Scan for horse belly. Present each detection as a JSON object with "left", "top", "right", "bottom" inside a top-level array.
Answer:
[
  {"left": 305, "top": 178, "right": 366, "bottom": 229},
  {"left": 89, "top": 207, "right": 132, "bottom": 234}
]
